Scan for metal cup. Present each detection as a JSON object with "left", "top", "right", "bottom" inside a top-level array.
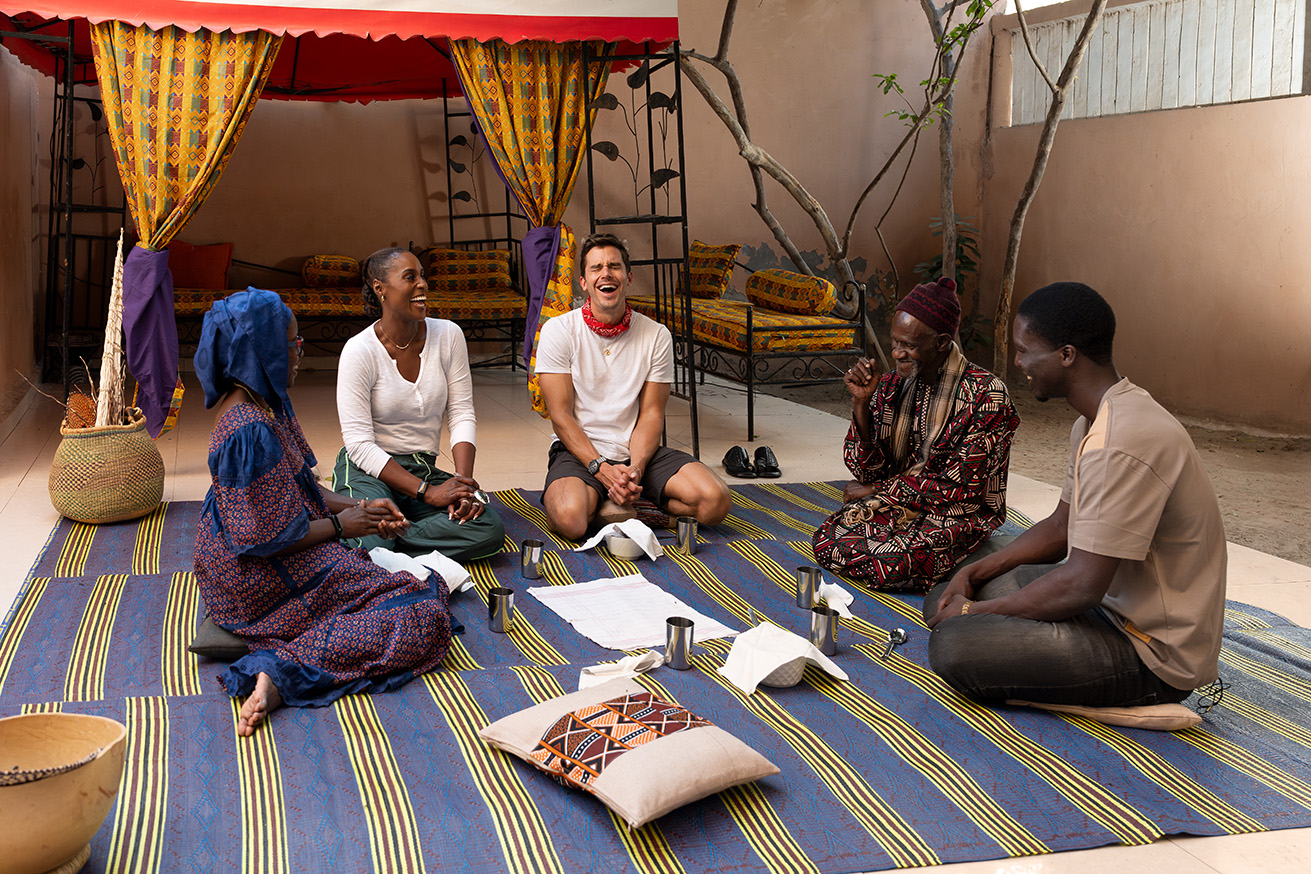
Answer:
[
  {"left": 809, "top": 605, "right": 839, "bottom": 656},
  {"left": 795, "top": 565, "right": 822, "bottom": 609},
  {"left": 675, "top": 516, "right": 697, "bottom": 554},
  {"left": 665, "top": 617, "right": 694, "bottom": 670},
  {"left": 520, "top": 539, "right": 544, "bottom": 580},
  {"left": 489, "top": 587, "right": 514, "bottom": 633}
]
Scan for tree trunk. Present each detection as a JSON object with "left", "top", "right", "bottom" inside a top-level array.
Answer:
[{"left": 993, "top": 0, "right": 1111, "bottom": 375}]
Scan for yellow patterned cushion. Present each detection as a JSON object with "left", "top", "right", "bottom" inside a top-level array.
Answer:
[
  {"left": 530, "top": 226, "right": 577, "bottom": 417},
  {"left": 427, "top": 290, "right": 525, "bottom": 321},
  {"left": 427, "top": 248, "right": 514, "bottom": 293},
  {"left": 174, "top": 288, "right": 366, "bottom": 318},
  {"left": 302, "top": 254, "right": 361, "bottom": 288},
  {"left": 743, "top": 268, "right": 836, "bottom": 316},
  {"left": 629, "top": 296, "right": 856, "bottom": 354},
  {"left": 684, "top": 240, "right": 740, "bottom": 299}
]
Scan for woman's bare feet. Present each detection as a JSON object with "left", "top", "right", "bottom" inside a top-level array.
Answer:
[{"left": 236, "top": 672, "right": 282, "bottom": 737}]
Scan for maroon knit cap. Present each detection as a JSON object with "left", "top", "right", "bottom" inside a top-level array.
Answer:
[{"left": 896, "top": 276, "right": 960, "bottom": 336}]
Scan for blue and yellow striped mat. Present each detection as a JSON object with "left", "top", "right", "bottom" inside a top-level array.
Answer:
[{"left": 3, "top": 482, "right": 1309, "bottom": 873}]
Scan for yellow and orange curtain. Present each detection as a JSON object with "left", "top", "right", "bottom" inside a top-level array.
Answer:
[
  {"left": 90, "top": 22, "right": 281, "bottom": 436},
  {"left": 449, "top": 38, "right": 612, "bottom": 414}
]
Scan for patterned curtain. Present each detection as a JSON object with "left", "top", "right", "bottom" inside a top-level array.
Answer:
[
  {"left": 449, "top": 38, "right": 612, "bottom": 367},
  {"left": 90, "top": 22, "right": 281, "bottom": 436}
]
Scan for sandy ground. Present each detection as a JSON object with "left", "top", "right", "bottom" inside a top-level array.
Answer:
[{"left": 763, "top": 379, "right": 1311, "bottom": 567}]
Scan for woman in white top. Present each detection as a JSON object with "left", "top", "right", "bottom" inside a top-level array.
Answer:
[{"left": 332, "top": 247, "right": 505, "bottom": 561}]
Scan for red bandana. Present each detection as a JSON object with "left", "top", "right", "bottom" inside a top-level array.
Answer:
[{"left": 581, "top": 298, "right": 632, "bottom": 338}]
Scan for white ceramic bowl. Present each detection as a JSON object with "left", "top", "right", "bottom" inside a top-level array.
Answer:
[
  {"left": 605, "top": 533, "right": 646, "bottom": 559},
  {"left": 759, "top": 656, "right": 808, "bottom": 688},
  {"left": 0, "top": 713, "right": 127, "bottom": 874}
]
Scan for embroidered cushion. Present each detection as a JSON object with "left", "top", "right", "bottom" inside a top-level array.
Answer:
[
  {"left": 302, "top": 254, "right": 361, "bottom": 288},
  {"left": 628, "top": 296, "right": 857, "bottom": 353},
  {"left": 479, "top": 677, "right": 778, "bottom": 828},
  {"left": 744, "top": 268, "right": 836, "bottom": 316},
  {"left": 684, "top": 240, "right": 740, "bottom": 299},
  {"left": 427, "top": 248, "right": 514, "bottom": 293},
  {"left": 166, "top": 240, "right": 233, "bottom": 289}
]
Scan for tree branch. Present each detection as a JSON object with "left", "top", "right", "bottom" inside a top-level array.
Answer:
[{"left": 1014, "top": 0, "right": 1058, "bottom": 94}]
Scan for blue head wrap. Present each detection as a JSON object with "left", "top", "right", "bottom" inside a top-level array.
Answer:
[{"left": 194, "top": 288, "right": 296, "bottom": 415}]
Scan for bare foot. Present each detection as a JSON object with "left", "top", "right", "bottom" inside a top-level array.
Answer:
[{"left": 236, "top": 672, "right": 282, "bottom": 737}]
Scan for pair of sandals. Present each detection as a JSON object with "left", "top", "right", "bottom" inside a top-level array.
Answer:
[{"left": 723, "top": 445, "right": 780, "bottom": 479}]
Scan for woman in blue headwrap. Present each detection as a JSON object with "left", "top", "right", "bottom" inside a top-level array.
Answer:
[{"left": 193, "top": 288, "right": 458, "bottom": 736}]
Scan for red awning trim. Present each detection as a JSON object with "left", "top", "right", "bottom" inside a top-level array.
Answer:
[{"left": 0, "top": 1, "right": 677, "bottom": 42}]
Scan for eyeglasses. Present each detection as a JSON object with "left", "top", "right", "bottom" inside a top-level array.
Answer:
[{"left": 289, "top": 335, "right": 304, "bottom": 354}]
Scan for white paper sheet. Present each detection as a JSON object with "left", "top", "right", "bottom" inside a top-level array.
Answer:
[{"left": 527, "top": 573, "right": 737, "bottom": 650}]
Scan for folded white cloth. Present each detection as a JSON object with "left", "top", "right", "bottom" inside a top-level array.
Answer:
[
  {"left": 718, "top": 623, "right": 848, "bottom": 694},
  {"left": 578, "top": 651, "right": 664, "bottom": 690},
  {"left": 368, "top": 546, "right": 474, "bottom": 594},
  {"left": 817, "top": 580, "right": 856, "bottom": 619},
  {"left": 574, "top": 518, "right": 663, "bottom": 559}
]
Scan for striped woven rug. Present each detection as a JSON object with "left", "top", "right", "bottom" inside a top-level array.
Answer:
[{"left": 3, "top": 482, "right": 1309, "bottom": 874}]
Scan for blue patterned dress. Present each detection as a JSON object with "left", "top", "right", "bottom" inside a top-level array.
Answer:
[{"left": 194, "top": 403, "right": 457, "bottom": 706}]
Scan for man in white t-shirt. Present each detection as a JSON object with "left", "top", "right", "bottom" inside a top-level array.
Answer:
[{"left": 535, "top": 233, "right": 731, "bottom": 540}]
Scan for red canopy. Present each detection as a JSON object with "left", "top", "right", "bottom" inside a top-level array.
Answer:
[{"left": 0, "top": 0, "right": 677, "bottom": 101}]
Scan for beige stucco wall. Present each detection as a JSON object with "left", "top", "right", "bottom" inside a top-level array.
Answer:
[
  {"left": 0, "top": 44, "right": 41, "bottom": 419},
  {"left": 975, "top": 4, "right": 1311, "bottom": 433}
]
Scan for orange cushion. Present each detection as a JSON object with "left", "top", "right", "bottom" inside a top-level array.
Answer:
[
  {"left": 302, "top": 254, "right": 361, "bottom": 288},
  {"left": 426, "top": 248, "right": 514, "bottom": 293}
]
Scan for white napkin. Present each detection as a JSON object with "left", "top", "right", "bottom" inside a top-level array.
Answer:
[
  {"left": 368, "top": 546, "right": 474, "bottom": 594},
  {"left": 817, "top": 580, "right": 856, "bottom": 619},
  {"left": 578, "top": 650, "right": 663, "bottom": 690},
  {"left": 574, "top": 518, "right": 663, "bottom": 559},
  {"left": 718, "top": 623, "right": 848, "bottom": 694}
]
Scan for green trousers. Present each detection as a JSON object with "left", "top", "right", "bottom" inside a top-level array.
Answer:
[{"left": 331, "top": 447, "right": 506, "bottom": 562}]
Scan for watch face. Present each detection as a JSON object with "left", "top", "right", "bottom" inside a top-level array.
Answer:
[{"left": 588, "top": 458, "right": 601, "bottom": 475}]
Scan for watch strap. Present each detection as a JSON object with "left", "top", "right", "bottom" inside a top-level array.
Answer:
[{"left": 416, "top": 480, "right": 429, "bottom": 499}]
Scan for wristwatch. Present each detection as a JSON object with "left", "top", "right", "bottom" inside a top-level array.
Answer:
[
  {"left": 587, "top": 456, "right": 605, "bottom": 476},
  {"left": 416, "top": 480, "right": 429, "bottom": 500}
]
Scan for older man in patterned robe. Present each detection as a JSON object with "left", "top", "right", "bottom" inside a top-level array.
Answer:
[{"left": 811, "top": 278, "right": 1019, "bottom": 592}]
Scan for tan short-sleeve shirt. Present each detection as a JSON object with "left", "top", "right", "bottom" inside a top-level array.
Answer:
[{"left": 1059, "top": 379, "right": 1227, "bottom": 689}]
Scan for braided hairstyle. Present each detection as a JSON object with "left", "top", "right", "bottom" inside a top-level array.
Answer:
[{"left": 361, "top": 246, "right": 410, "bottom": 316}]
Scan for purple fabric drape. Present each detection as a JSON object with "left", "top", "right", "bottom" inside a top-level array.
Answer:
[
  {"left": 122, "top": 246, "right": 179, "bottom": 437},
  {"left": 521, "top": 224, "right": 563, "bottom": 365}
]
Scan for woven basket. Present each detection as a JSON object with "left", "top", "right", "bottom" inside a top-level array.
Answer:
[{"left": 48, "top": 407, "right": 164, "bottom": 524}]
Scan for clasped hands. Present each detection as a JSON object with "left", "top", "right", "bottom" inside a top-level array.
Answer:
[
  {"left": 423, "top": 474, "right": 487, "bottom": 523},
  {"left": 925, "top": 563, "right": 988, "bottom": 629},
  {"left": 598, "top": 461, "right": 643, "bottom": 507},
  {"left": 335, "top": 498, "right": 410, "bottom": 540}
]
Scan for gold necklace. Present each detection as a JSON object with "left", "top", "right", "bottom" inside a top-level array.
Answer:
[{"left": 378, "top": 320, "right": 420, "bottom": 350}]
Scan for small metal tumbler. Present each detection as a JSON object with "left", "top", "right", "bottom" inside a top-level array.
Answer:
[
  {"left": 520, "top": 539, "right": 544, "bottom": 580},
  {"left": 795, "top": 565, "right": 822, "bottom": 609},
  {"left": 665, "top": 617, "right": 694, "bottom": 670},
  {"left": 809, "top": 605, "right": 839, "bottom": 656},
  {"left": 675, "top": 516, "right": 697, "bottom": 554},
  {"left": 489, "top": 587, "right": 514, "bottom": 633}
]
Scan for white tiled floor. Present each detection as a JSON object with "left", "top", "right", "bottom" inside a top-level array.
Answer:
[{"left": 3, "top": 364, "right": 1308, "bottom": 872}]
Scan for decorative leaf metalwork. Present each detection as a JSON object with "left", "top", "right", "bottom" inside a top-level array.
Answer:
[
  {"left": 591, "top": 141, "right": 621, "bottom": 161},
  {"left": 650, "top": 168, "right": 680, "bottom": 189},
  {"left": 450, "top": 160, "right": 467, "bottom": 174},
  {"left": 448, "top": 134, "right": 468, "bottom": 147},
  {"left": 451, "top": 190, "right": 472, "bottom": 202},
  {"left": 627, "top": 62, "right": 651, "bottom": 89},
  {"left": 593, "top": 92, "right": 620, "bottom": 111},
  {"left": 648, "top": 91, "right": 676, "bottom": 111}
]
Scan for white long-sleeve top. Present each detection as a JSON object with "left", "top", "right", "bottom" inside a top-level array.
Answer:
[{"left": 337, "top": 318, "right": 477, "bottom": 477}]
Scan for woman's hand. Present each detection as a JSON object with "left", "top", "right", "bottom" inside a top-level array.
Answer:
[
  {"left": 336, "top": 501, "right": 410, "bottom": 540},
  {"left": 842, "top": 480, "right": 876, "bottom": 503}
]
